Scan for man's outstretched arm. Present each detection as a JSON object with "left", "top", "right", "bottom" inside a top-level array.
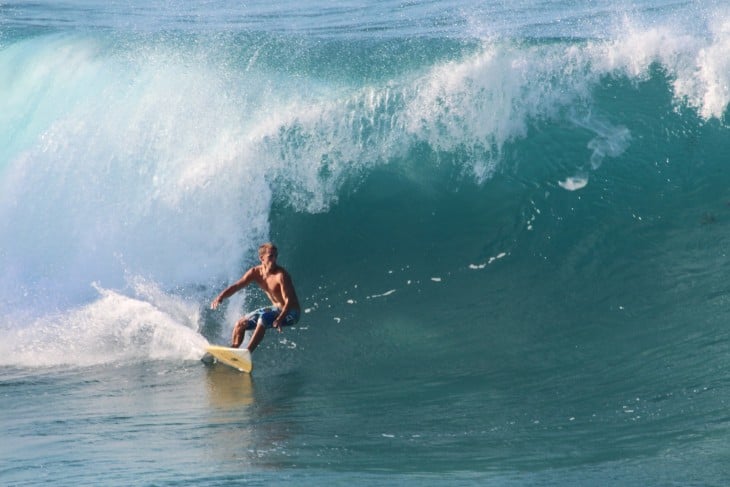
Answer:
[{"left": 211, "top": 268, "right": 255, "bottom": 309}]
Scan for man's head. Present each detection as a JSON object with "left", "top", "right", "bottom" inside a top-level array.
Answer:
[{"left": 258, "top": 242, "right": 278, "bottom": 260}]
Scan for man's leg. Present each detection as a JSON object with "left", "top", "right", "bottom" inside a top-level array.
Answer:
[
  {"left": 231, "top": 317, "right": 250, "bottom": 348},
  {"left": 246, "top": 323, "right": 266, "bottom": 352}
]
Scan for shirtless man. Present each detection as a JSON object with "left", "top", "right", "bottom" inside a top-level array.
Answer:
[{"left": 210, "top": 243, "right": 301, "bottom": 352}]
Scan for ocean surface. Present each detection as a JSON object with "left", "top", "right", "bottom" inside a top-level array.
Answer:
[{"left": 2, "top": 0, "right": 730, "bottom": 485}]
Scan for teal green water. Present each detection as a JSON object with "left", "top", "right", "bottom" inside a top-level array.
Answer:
[{"left": 2, "top": 1, "right": 730, "bottom": 484}]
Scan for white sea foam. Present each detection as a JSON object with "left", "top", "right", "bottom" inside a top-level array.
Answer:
[
  {"left": 0, "top": 36, "right": 272, "bottom": 312},
  {"left": 592, "top": 13, "right": 730, "bottom": 120},
  {"left": 559, "top": 177, "right": 589, "bottom": 191},
  {"left": 0, "top": 282, "right": 207, "bottom": 368},
  {"left": 470, "top": 252, "right": 508, "bottom": 269},
  {"left": 368, "top": 289, "right": 397, "bottom": 299}
]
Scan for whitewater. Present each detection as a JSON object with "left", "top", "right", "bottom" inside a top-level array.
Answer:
[{"left": 1, "top": 0, "right": 730, "bottom": 485}]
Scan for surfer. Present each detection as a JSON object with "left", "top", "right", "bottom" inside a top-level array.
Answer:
[{"left": 210, "top": 243, "right": 301, "bottom": 352}]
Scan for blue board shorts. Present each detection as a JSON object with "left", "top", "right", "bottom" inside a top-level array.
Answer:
[{"left": 243, "top": 306, "right": 300, "bottom": 330}]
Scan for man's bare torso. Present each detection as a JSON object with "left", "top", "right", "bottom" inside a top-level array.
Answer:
[{"left": 252, "top": 264, "right": 300, "bottom": 311}]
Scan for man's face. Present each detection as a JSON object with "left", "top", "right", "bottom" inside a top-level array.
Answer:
[{"left": 259, "top": 249, "right": 276, "bottom": 264}]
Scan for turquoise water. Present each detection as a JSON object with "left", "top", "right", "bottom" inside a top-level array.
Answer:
[{"left": 2, "top": 1, "right": 730, "bottom": 485}]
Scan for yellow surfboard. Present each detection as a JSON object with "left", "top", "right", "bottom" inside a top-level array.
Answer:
[{"left": 205, "top": 345, "right": 253, "bottom": 373}]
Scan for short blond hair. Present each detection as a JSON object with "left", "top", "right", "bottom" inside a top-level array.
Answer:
[{"left": 258, "top": 242, "right": 278, "bottom": 257}]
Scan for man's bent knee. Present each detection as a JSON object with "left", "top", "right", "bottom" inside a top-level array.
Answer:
[{"left": 231, "top": 318, "right": 252, "bottom": 348}]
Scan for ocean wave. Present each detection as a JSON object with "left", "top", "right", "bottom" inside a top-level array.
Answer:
[{"left": 1, "top": 11, "right": 728, "bottom": 336}]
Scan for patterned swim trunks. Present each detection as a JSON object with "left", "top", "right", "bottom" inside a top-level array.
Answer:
[{"left": 242, "top": 306, "right": 300, "bottom": 330}]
